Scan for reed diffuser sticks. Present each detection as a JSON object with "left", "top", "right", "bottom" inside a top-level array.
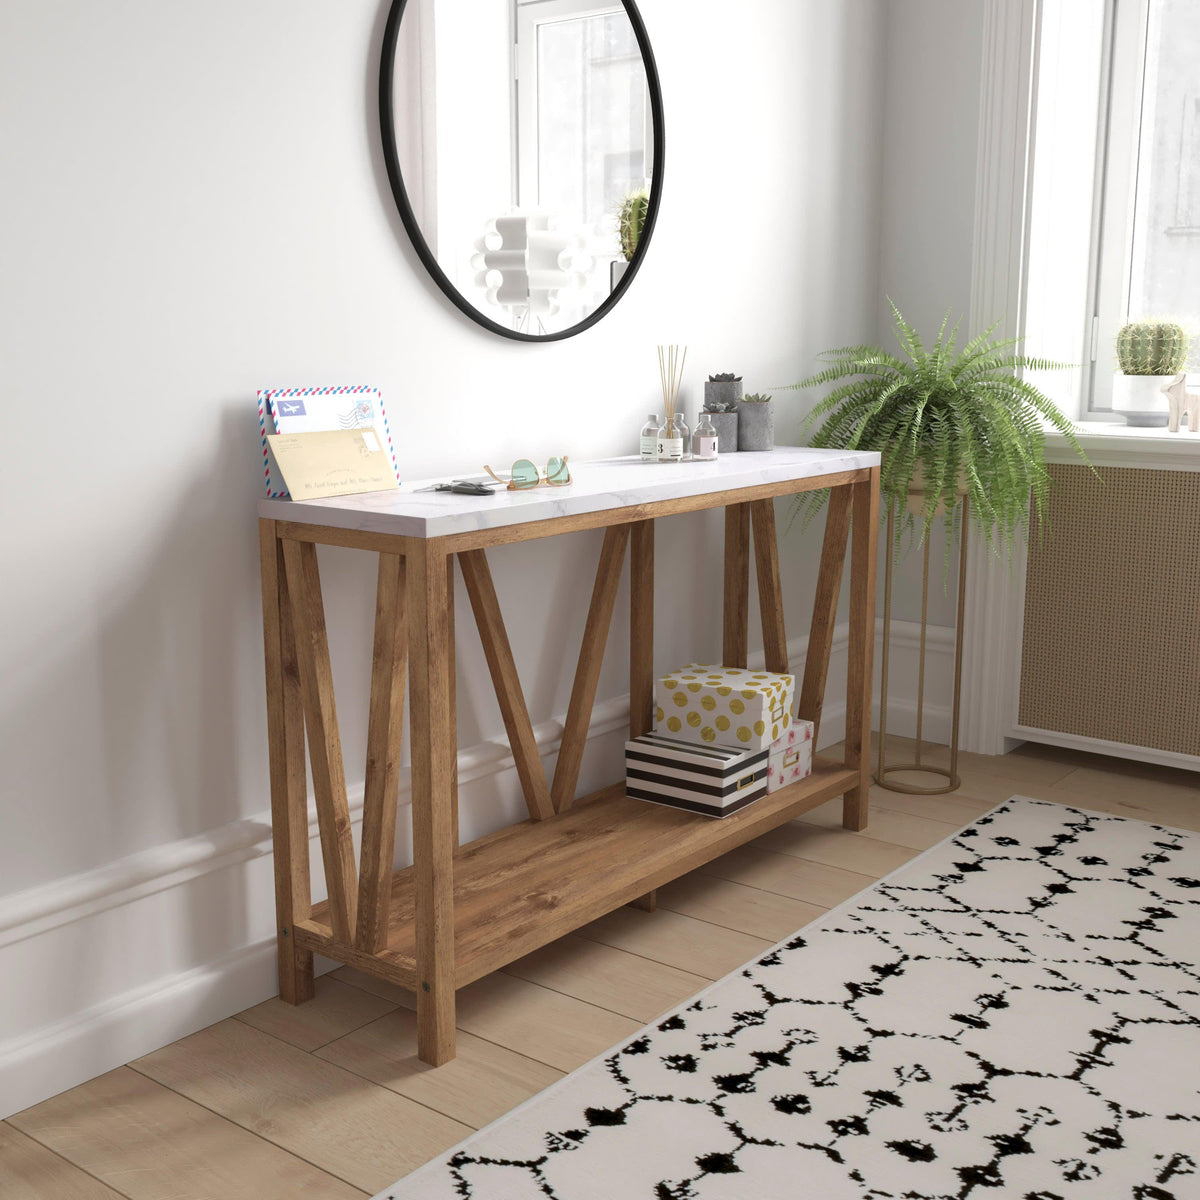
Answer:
[{"left": 657, "top": 344, "right": 687, "bottom": 425}]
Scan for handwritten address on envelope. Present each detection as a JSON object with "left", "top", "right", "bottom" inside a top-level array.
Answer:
[{"left": 266, "top": 428, "right": 398, "bottom": 501}]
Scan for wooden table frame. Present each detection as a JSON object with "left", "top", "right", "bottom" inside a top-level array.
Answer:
[{"left": 258, "top": 465, "right": 879, "bottom": 1066}]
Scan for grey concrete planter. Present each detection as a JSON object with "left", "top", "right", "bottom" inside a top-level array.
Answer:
[
  {"left": 737, "top": 401, "right": 774, "bottom": 450},
  {"left": 610, "top": 260, "right": 630, "bottom": 292},
  {"left": 707, "top": 411, "right": 739, "bottom": 454},
  {"left": 704, "top": 379, "right": 743, "bottom": 409}
]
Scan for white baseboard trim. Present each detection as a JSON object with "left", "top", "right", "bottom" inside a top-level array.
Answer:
[
  {"left": 1011, "top": 724, "right": 1200, "bottom": 774},
  {"left": 0, "top": 616, "right": 954, "bottom": 1119}
]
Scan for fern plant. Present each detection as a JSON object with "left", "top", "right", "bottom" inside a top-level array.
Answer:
[{"left": 783, "top": 302, "right": 1089, "bottom": 554}]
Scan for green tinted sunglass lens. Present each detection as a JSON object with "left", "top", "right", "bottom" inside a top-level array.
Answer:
[
  {"left": 546, "top": 457, "right": 568, "bottom": 484},
  {"left": 511, "top": 459, "right": 539, "bottom": 488}
]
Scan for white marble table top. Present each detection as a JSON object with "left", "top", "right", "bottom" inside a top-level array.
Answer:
[{"left": 258, "top": 447, "right": 879, "bottom": 540}]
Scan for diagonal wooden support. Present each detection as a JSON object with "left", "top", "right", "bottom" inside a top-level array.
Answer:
[
  {"left": 459, "top": 548, "right": 554, "bottom": 822},
  {"left": 750, "top": 499, "right": 788, "bottom": 674},
  {"left": 259, "top": 521, "right": 314, "bottom": 1004},
  {"left": 281, "top": 538, "right": 358, "bottom": 944},
  {"left": 356, "top": 553, "right": 408, "bottom": 954},
  {"left": 797, "top": 485, "right": 853, "bottom": 745},
  {"left": 723, "top": 503, "right": 750, "bottom": 668},
  {"left": 629, "top": 520, "right": 655, "bottom": 738},
  {"left": 551, "top": 525, "right": 630, "bottom": 813}
]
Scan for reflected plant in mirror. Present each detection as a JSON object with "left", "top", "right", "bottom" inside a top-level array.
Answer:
[{"left": 380, "top": 0, "right": 665, "bottom": 341}]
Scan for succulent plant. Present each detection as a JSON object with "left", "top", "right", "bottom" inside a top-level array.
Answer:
[
  {"left": 742, "top": 392, "right": 772, "bottom": 403},
  {"left": 707, "top": 373, "right": 742, "bottom": 383},
  {"left": 618, "top": 190, "right": 650, "bottom": 262},
  {"left": 1116, "top": 320, "right": 1190, "bottom": 376},
  {"left": 703, "top": 399, "right": 737, "bottom": 412}
]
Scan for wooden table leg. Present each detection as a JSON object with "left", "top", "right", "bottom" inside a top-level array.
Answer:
[
  {"left": 629, "top": 519, "right": 656, "bottom": 913},
  {"left": 723, "top": 504, "right": 750, "bottom": 668},
  {"left": 259, "top": 520, "right": 314, "bottom": 1004},
  {"left": 409, "top": 541, "right": 457, "bottom": 1065},
  {"left": 843, "top": 469, "right": 880, "bottom": 831}
]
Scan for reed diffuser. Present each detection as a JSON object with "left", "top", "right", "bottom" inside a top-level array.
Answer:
[{"left": 656, "top": 344, "right": 687, "bottom": 462}]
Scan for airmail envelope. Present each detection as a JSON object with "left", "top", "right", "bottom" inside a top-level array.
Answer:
[{"left": 266, "top": 428, "right": 398, "bottom": 501}]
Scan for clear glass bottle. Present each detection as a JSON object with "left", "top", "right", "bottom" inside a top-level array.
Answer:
[
  {"left": 640, "top": 413, "right": 660, "bottom": 461},
  {"left": 694, "top": 411, "right": 718, "bottom": 460},
  {"left": 657, "top": 415, "right": 683, "bottom": 463},
  {"left": 672, "top": 412, "right": 691, "bottom": 462}
]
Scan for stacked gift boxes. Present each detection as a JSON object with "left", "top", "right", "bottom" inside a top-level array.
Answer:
[{"left": 625, "top": 664, "right": 814, "bottom": 817}]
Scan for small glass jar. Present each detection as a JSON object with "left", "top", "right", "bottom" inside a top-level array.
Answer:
[
  {"left": 657, "top": 415, "right": 683, "bottom": 463},
  {"left": 693, "top": 411, "right": 718, "bottom": 460},
  {"left": 640, "top": 413, "right": 660, "bottom": 461},
  {"left": 672, "top": 412, "right": 691, "bottom": 461}
]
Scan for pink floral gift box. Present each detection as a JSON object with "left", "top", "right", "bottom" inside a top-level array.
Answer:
[{"left": 766, "top": 719, "right": 814, "bottom": 794}]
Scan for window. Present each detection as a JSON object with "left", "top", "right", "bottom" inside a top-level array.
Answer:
[{"left": 1087, "top": 0, "right": 1200, "bottom": 410}]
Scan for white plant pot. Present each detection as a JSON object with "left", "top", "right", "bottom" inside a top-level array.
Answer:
[{"left": 1111, "top": 374, "right": 1173, "bottom": 413}]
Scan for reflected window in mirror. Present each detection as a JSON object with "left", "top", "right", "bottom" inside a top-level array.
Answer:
[{"left": 381, "top": 0, "right": 663, "bottom": 341}]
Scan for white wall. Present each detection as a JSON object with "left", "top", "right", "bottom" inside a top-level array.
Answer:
[
  {"left": 0, "top": 0, "right": 895, "bottom": 1116},
  {"left": 874, "top": 0, "right": 986, "bottom": 629}
]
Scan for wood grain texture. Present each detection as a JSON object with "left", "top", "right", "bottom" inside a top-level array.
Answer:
[
  {"left": 750, "top": 499, "right": 788, "bottom": 674},
  {"left": 448, "top": 973, "right": 642, "bottom": 1073},
  {"left": 357, "top": 553, "right": 408, "bottom": 954},
  {"left": 316, "top": 1007, "right": 562, "bottom": 1130},
  {"left": 408, "top": 541, "right": 458, "bottom": 1065},
  {"left": 551, "top": 525, "right": 631, "bottom": 812},
  {"left": 281, "top": 538, "right": 358, "bottom": 943},
  {"left": 797, "top": 485, "right": 852, "bottom": 743},
  {"left": 447, "top": 553, "right": 459, "bottom": 847},
  {"left": 300, "top": 765, "right": 855, "bottom": 988},
  {"left": 504, "top": 935, "right": 710, "bottom": 1023},
  {"left": 697, "top": 843, "right": 876, "bottom": 908},
  {"left": 843, "top": 469, "right": 880, "bottom": 830},
  {"left": 458, "top": 548, "right": 554, "bottom": 821},
  {"left": 258, "top": 521, "right": 314, "bottom": 1003},
  {"left": 629, "top": 519, "right": 655, "bottom": 737},
  {"left": 578, "top": 906, "right": 772, "bottom": 980},
  {"left": 0, "top": 1124, "right": 125, "bottom": 1200},
  {"left": 723, "top": 503, "right": 751, "bottom": 668},
  {"left": 133, "top": 1020, "right": 468, "bottom": 1194},
  {"left": 655, "top": 872, "right": 827, "bottom": 942},
  {"left": 235, "top": 975, "right": 398, "bottom": 1052},
  {"left": 9, "top": 1068, "right": 362, "bottom": 1199}
]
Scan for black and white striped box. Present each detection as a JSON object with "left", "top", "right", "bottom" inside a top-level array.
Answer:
[{"left": 625, "top": 733, "right": 769, "bottom": 818}]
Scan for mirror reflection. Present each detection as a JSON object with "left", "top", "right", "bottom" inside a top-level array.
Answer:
[{"left": 389, "top": 0, "right": 659, "bottom": 337}]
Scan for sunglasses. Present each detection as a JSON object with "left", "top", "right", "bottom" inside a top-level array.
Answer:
[{"left": 484, "top": 456, "right": 571, "bottom": 490}]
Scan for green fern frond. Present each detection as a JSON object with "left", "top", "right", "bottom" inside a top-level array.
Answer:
[{"left": 784, "top": 304, "right": 1092, "bottom": 559}]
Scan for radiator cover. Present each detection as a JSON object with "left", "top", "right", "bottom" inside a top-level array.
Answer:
[{"left": 1019, "top": 463, "right": 1200, "bottom": 757}]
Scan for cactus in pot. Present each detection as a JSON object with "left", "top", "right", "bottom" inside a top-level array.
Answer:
[
  {"left": 737, "top": 392, "right": 775, "bottom": 451},
  {"left": 703, "top": 374, "right": 742, "bottom": 452},
  {"left": 618, "top": 190, "right": 650, "bottom": 262},
  {"left": 1112, "top": 320, "right": 1191, "bottom": 422}
]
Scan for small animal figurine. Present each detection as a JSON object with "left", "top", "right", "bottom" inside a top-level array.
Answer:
[{"left": 1162, "top": 373, "right": 1200, "bottom": 433}]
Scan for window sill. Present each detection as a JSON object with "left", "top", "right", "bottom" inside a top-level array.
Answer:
[{"left": 1044, "top": 420, "right": 1200, "bottom": 471}]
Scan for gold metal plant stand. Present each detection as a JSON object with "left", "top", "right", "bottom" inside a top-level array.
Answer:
[{"left": 876, "top": 497, "right": 969, "bottom": 795}]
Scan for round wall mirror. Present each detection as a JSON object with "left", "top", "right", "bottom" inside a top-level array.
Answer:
[{"left": 379, "top": 0, "right": 664, "bottom": 342}]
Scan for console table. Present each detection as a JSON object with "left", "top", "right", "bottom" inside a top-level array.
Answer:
[{"left": 258, "top": 448, "right": 880, "bottom": 1066}]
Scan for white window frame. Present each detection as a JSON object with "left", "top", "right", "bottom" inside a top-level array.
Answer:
[
  {"left": 513, "top": 0, "right": 653, "bottom": 212},
  {"left": 1087, "top": 0, "right": 1151, "bottom": 411}
]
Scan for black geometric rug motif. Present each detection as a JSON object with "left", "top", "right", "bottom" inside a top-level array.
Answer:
[{"left": 375, "top": 798, "right": 1200, "bottom": 1200}]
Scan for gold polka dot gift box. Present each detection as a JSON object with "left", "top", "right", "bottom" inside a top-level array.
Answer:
[{"left": 654, "top": 664, "right": 795, "bottom": 752}]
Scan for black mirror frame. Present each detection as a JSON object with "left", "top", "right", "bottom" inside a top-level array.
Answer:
[{"left": 378, "top": 0, "right": 665, "bottom": 343}]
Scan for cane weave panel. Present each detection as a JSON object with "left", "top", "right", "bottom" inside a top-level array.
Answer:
[{"left": 1019, "top": 463, "right": 1200, "bottom": 755}]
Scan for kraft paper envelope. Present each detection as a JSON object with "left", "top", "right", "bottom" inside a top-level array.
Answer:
[{"left": 266, "top": 428, "right": 398, "bottom": 500}]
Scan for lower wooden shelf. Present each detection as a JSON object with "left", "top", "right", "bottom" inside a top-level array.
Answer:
[{"left": 295, "top": 759, "right": 858, "bottom": 992}]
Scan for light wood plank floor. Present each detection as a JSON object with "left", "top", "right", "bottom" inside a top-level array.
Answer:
[{"left": 5, "top": 740, "right": 1197, "bottom": 1198}]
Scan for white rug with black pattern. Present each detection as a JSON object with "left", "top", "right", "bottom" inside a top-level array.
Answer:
[{"left": 375, "top": 798, "right": 1200, "bottom": 1200}]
